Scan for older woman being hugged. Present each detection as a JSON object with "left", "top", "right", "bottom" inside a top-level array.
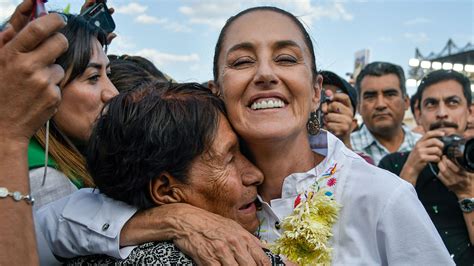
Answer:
[{"left": 67, "top": 82, "right": 284, "bottom": 265}]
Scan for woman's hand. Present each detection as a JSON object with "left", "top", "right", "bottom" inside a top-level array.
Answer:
[
  {"left": 321, "top": 90, "right": 354, "bottom": 148},
  {"left": 0, "top": 12, "right": 67, "bottom": 146},
  {"left": 120, "top": 203, "right": 270, "bottom": 266}
]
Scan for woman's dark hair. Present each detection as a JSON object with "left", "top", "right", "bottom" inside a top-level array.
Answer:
[
  {"left": 212, "top": 6, "right": 317, "bottom": 82},
  {"left": 55, "top": 13, "right": 108, "bottom": 87},
  {"left": 87, "top": 82, "right": 227, "bottom": 209},
  {"left": 108, "top": 54, "right": 169, "bottom": 93}
]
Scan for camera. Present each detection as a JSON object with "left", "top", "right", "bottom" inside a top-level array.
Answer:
[
  {"left": 440, "top": 135, "right": 474, "bottom": 172},
  {"left": 80, "top": 1, "right": 115, "bottom": 34},
  {"left": 317, "top": 88, "right": 336, "bottom": 125}
]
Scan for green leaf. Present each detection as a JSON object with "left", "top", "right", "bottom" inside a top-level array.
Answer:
[{"left": 63, "top": 3, "right": 71, "bottom": 14}]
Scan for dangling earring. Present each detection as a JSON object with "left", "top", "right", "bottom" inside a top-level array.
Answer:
[{"left": 307, "top": 111, "right": 320, "bottom": 135}]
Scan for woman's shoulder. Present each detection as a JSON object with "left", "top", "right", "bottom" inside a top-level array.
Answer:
[
  {"left": 29, "top": 167, "right": 77, "bottom": 209},
  {"left": 340, "top": 156, "right": 409, "bottom": 201}
]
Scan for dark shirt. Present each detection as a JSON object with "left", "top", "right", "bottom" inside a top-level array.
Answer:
[{"left": 379, "top": 152, "right": 474, "bottom": 265}]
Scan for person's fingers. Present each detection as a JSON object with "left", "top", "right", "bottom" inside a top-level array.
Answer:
[
  {"left": 7, "top": 13, "right": 66, "bottom": 53},
  {"left": 421, "top": 137, "right": 445, "bottom": 150},
  {"left": 324, "top": 113, "right": 352, "bottom": 124},
  {"left": 228, "top": 240, "right": 258, "bottom": 266},
  {"left": 422, "top": 146, "right": 443, "bottom": 158},
  {"left": 80, "top": 0, "right": 96, "bottom": 13},
  {"left": 324, "top": 89, "right": 334, "bottom": 100},
  {"left": 437, "top": 171, "right": 449, "bottom": 186},
  {"left": 106, "top": 32, "right": 117, "bottom": 45},
  {"left": 321, "top": 102, "right": 328, "bottom": 113},
  {"left": 331, "top": 92, "right": 352, "bottom": 110},
  {"left": 245, "top": 236, "right": 270, "bottom": 266},
  {"left": 443, "top": 155, "right": 463, "bottom": 174},
  {"left": 32, "top": 32, "right": 69, "bottom": 65},
  {"left": 437, "top": 157, "right": 449, "bottom": 176},
  {"left": 212, "top": 241, "right": 239, "bottom": 266},
  {"left": 0, "top": 25, "right": 16, "bottom": 47},
  {"left": 48, "top": 64, "right": 66, "bottom": 87},
  {"left": 8, "top": 0, "right": 35, "bottom": 32},
  {"left": 423, "top": 154, "right": 442, "bottom": 163},
  {"left": 108, "top": 7, "right": 115, "bottom": 15},
  {"left": 327, "top": 101, "right": 352, "bottom": 116},
  {"left": 422, "top": 130, "right": 445, "bottom": 141}
]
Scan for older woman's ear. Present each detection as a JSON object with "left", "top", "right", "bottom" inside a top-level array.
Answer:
[{"left": 149, "top": 173, "right": 184, "bottom": 205}]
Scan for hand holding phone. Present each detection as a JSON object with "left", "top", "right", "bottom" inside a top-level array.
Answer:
[
  {"left": 30, "top": 0, "right": 48, "bottom": 21},
  {"left": 80, "top": 1, "right": 116, "bottom": 34}
]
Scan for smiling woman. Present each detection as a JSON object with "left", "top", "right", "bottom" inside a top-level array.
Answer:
[{"left": 208, "top": 6, "right": 454, "bottom": 264}]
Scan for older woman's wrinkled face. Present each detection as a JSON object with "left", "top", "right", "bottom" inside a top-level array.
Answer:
[
  {"left": 215, "top": 10, "right": 321, "bottom": 143},
  {"left": 54, "top": 39, "right": 118, "bottom": 143},
  {"left": 181, "top": 114, "right": 263, "bottom": 232}
]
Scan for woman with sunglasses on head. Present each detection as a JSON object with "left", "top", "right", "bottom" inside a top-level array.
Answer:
[
  {"left": 26, "top": 13, "right": 118, "bottom": 265},
  {"left": 28, "top": 13, "right": 117, "bottom": 209}
]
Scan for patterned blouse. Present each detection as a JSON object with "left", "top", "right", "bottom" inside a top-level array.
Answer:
[{"left": 67, "top": 241, "right": 285, "bottom": 265}]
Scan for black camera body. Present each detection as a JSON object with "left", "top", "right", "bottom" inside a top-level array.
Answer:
[
  {"left": 80, "top": 2, "right": 115, "bottom": 34},
  {"left": 440, "top": 134, "right": 474, "bottom": 172}
]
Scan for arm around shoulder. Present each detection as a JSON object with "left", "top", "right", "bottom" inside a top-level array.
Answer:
[{"left": 36, "top": 188, "right": 138, "bottom": 259}]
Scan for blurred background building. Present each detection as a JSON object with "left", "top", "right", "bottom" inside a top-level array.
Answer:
[{"left": 402, "top": 39, "right": 474, "bottom": 128}]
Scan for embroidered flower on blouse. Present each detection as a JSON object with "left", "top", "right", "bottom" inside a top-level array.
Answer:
[
  {"left": 327, "top": 177, "right": 337, "bottom": 187},
  {"left": 294, "top": 194, "right": 302, "bottom": 208},
  {"left": 270, "top": 163, "right": 341, "bottom": 265}
]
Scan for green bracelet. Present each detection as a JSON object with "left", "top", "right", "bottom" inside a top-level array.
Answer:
[{"left": 0, "top": 187, "right": 34, "bottom": 205}]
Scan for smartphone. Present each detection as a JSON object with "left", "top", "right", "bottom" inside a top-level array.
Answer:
[
  {"left": 30, "top": 0, "right": 48, "bottom": 21},
  {"left": 80, "top": 2, "right": 115, "bottom": 34},
  {"left": 318, "top": 89, "right": 330, "bottom": 124}
]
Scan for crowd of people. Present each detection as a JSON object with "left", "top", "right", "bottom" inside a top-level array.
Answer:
[{"left": 1, "top": 0, "right": 472, "bottom": 265}]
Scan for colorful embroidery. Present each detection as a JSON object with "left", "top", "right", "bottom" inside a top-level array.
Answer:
[
  {"left": 327, "top": 177, "right": 337, "bottom": 187},
  {"left": 271, "top": 162, "right": 341, "bottom": 265}
]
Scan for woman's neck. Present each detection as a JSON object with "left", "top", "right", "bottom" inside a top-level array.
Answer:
[{"left": 248, "top": 132, "right": 324, "bottom": 203}]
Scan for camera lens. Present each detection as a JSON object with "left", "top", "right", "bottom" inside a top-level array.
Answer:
[{"left": 465, "top": 138, "right": 474, "bottom": 172}]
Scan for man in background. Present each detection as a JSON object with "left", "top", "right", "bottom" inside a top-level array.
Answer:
[
  {"left": 320, "top": 70, "right": 374, "bottom": 164},
  {"left": 379, "top": 70, "right": 473, "bottom": 264},
  {"left": 351, "top": 61, "right": 421, "bottom": 164}
]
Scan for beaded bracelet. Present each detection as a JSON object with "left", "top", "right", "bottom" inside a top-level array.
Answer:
[{"left": 0, "top": 187, "right": 35, "bottom": 205}]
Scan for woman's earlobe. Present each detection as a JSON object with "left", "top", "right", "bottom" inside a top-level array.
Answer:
[{"left": 149, "top": 173, "right": 183, "bottom": 205}]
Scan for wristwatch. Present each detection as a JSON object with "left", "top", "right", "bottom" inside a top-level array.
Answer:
[{"left": 458, "top": 198, "right": 474, "bottom": 213}]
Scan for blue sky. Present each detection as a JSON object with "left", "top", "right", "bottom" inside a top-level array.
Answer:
[{"left": 1, "top": 0, "right": 473, "bottom": 95}]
